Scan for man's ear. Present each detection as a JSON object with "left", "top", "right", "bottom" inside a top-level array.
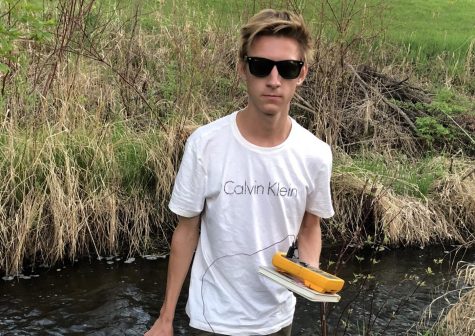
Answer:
[
  {"left": 237, "top": 60, "right": 247, "bottom": 80},
  {"left": 296, "top": 64, "right": 308, "bottom": 86}
]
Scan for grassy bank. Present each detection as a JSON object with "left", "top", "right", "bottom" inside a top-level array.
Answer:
[
  {"left": 0, "top": 0, "right": 474, "bottom": 276},
  {"left": 0, "top": 122, "right": 184, "bottom": 274},
  {"left": 147, "top": 0, "right": 475, "bottom": 87},
  {"left": 1, "top": 2, "right": 474, "bottom": 335},
  {"left": 415, "top": 262, "right": 475, "bottom": 335}
]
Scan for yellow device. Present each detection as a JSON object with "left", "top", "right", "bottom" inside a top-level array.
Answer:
[{"left": 272, "top": 252, "right": 344, "bottom": 294}]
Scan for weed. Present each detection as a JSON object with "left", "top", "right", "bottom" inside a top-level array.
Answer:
[
  {"left": 415, "top": 116, "right": 452, "bottom": 143},
  {"left": 0, "top": 0, "right": 474, "bottom": 281}
]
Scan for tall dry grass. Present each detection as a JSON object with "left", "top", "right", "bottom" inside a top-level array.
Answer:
[
  {"left": 0, "top": 2, "right": 241, "bottom": 275},
  {"left": 0, "top": 1, "right": 474, "bottom": 277},
  {"left": 0, "top": 120, "right": 185, "bottom": 275},
  {"left": 434, "top": 165, "right": 475, "bottom": 245},
  {"left": 327, "top": 154, "right": 474, "bottom": 248},
  {"left": 416, "top": 262, "right": 475, "bottom": 336}
]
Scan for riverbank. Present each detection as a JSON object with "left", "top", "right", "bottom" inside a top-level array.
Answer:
[{"left": 1, "top": 0, "right": 474, "bottom": 276}]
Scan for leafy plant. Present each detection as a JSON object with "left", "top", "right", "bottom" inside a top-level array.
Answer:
[
  {"left": 337, "top": 154, "right": 447, "bottom": 198},
  {"left": 0, "top": 0, "right": 55, "bottom": 72},
  {"left": 415, "top": 116, "right": 452, "bottom": 143}
]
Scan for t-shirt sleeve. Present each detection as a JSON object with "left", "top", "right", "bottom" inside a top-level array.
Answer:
[
  {"left": 168, "top": 137, "right": 206, "bottom": 217},
  {"left": 306, "top": 146, "right": 335, "bottom": 219}
]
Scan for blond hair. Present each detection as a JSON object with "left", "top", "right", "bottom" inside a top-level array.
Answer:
[{"left": 239, "top": 9, "right": 313, "bottom": 63}]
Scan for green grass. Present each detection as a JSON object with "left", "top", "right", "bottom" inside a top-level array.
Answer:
[
  {"left": 383, "top": 0, "right": 475, "bottom": 57},
  {"left": 337, "top": 154, "right": 448, "bottom": 198},
  {"left": 7, "top": 0, "right": 471, "bottom": 70},
  {"left": 146, "top": 1, "right": 475, "bottom": 56},
  {"left": 105, "top": 0, "right": 475, "bottom": 86}
]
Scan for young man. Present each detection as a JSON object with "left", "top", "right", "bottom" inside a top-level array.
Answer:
[{"left": 145, "top": 9, "right": 334, "bottom": 336}]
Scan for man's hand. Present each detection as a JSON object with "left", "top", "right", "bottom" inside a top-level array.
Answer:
[{"left": 144, "top": 315, "right": 173, "bottom": 336}]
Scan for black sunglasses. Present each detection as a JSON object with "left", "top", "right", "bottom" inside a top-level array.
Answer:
[{"left": 244, "top": 56, "right": 304, "bottom": 80}]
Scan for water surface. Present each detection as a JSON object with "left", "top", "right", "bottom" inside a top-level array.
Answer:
[{"left": 1, "top": 246, "right": 473, "bottom": 335}]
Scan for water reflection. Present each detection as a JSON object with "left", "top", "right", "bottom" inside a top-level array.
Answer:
[
  {"left": 0, "top": 247, "right": 473, "bottom": 335},
  {"left": 0, "top": 258, "right": 170, "bottom": 335}
]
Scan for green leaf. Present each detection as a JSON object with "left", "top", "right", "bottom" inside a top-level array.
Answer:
[{"left": 0, "top": 62, "right": 10, "bottom": 73}]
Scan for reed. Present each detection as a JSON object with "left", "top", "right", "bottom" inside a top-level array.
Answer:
[
  {"left": 0, "top": 1, "right": 241, "bottom": 275},
  {"left": 0, "top": 0, "right": 474, "bottom": 277},
  {"left": 432, "top": 262, "right": 475, "bottom": 335},
  {"left": 0, "top": 121, "right": 183, "bottom": 274},
  {"left": 327, "top": 154, "right": 471, "bottom": 248},
  {"left": 432, "top": 161, "right": 475, "bottom": 244}
]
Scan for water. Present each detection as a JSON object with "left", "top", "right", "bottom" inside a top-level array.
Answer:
[{"left": 1, "top": 246, "right": 473, "bottom": 335}]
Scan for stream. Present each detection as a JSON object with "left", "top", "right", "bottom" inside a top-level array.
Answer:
[{"left": 1, "top": 245, "right": 473, "bottom": 335}]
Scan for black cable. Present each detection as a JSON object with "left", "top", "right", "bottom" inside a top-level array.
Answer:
[{"left": 286, "top": 239, "right": 298, "bottom": 259}]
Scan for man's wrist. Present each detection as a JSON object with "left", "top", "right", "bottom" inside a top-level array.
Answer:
[{"left": 159, "top": 306, "right": 175, "bottom": 323}]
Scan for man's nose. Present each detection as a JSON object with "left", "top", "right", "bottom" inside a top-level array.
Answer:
[{"left": 266, "top": 65, "right": 281, "bottom": 87}]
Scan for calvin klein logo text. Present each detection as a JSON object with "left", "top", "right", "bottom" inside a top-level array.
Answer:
[{"left": 223, "top": 180, "right": 297, "bottom": 198}]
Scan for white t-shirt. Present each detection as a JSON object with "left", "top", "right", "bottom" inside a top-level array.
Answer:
[{"left": 169, "top": 111, "right": 334, "bottom": 335}]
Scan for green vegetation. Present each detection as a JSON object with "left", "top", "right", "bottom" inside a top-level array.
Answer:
[
  {"left": 0, "top": 1, "right": 473, "bottom": 334},
  {"left": 0, "top": 0, "right": 473, "bottom": 275},
  {"left": 383, "top": 0, "right": 475, "bottom": 55},
  {"left": 337, "top": 154, "right": 447, "bottom": 198},
  {"left": 142, "top": 0, "right": 475, "bottom": 82},
  {"left": 415, "top": 116, "right": 453, "bottom": 144}
]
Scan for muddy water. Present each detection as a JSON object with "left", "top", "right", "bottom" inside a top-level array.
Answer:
[{"left": 1, "top": 246, "right": 473, "bottom": 335}]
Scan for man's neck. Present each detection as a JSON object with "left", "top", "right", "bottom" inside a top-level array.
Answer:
[{"left": 236, "top": 106, "right": 292, "bottom": 147}]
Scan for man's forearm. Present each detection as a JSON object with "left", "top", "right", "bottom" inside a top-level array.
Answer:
[
  {"left": 160, "top": 216, "right": 200, "bottom": 319},
  {"left": 297, "top": 212, "right": 322, "bottom": 268}
]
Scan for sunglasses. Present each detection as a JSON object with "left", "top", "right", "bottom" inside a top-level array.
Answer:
[{"left": 244, "top": 56, "right": 304, "bottom": 80}]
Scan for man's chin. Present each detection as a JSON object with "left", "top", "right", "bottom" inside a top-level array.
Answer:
[
  {"left": 256, "top": 103, "right": 285, "bottom": 115},
  {"left": 261, "top": 107, "right": 286, "bottom": 117}
]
